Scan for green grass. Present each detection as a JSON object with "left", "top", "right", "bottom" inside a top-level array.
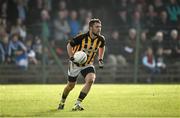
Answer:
[{"left": 0, "top": 84, "right": 180, "bottom": 117}]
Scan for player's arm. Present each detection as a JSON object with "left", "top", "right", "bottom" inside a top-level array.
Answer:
[
  {"left": 67, "top": 36, "right": 81, "bottom": 61},
  {"left": 67, "top": 43, "right": 74, "bottom": 58},
  {"left": 98, "top": 46, "right": 105, "bottom": 60},
  {"left": 98, "top": 46, "right": 105, "bottom": 69},
  {"left": 98, "top": 35, "right": 106, "bottom": 69}
]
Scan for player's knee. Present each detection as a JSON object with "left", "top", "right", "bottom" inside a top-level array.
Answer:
[
  {"left": 86, "top": 73, "right": 95, "bottom": 83},
  {"left": 86, "top": 77, "right": 95, "bottom": 84},
  {"left": 67, "top": 83, "right": 75, "bottom": 90},
  {"left": 87, "top": 78, "right": 94, "bottom": 84}
]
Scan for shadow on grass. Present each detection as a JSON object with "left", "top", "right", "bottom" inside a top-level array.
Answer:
[
  {"left": 34, "top": 109, "right": 60, "bottom": 117},
  {"left": 34, "top": 108, "right": 78, "bottom": 117}
]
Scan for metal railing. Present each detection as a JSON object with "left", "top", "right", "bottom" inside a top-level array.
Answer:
[{"left": 0, "top": 63, "right": 179, "bottom": 84}]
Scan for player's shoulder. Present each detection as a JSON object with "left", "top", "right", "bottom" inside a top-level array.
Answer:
[
  {"left": 74, "top": 32, "right": 88, "bottom": 40},
  {"left": 98, "top": 34, "right": 105, "bottom": 41}
]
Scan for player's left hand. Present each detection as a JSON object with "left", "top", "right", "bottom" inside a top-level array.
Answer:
[{"left": 98, "top": 59, "right": 104, "bottom": 69}]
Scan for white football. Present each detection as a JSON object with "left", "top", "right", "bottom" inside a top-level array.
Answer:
[{"left": 73, "top": 51, "right": 87, "bottom": 64}]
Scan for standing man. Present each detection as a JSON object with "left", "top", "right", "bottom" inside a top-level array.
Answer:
[{"left": 58, "top": 18, "right": 105, "bottom": 111}]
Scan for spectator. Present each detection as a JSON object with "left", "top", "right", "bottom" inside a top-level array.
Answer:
[
  {"left": 166, "top": 0, "right": 180, "bottom": 27},
  {"left": 16, "top": 0, "right": 27, "bottom": 22},
  {"left": 107, "top": 30, "right": 127, "bottom": 69},
  {"left": 152, "top": 31, "right": 170, "bottom": 68},
  {"left": 156, "top": 47, "right": 166, "bottom": 72},
  {"left": 78, "top": 8, "right": 87, "bottom": 26},
  {"left": 26, "top": 39, "right": 38, "bottom": 65},
  {"left": 119, "top": 0, "right": 128, "bottom": 11},
  {"left": 127, "top": 0, "right": 137, "bottom": 16},
  {"left": 115, "top": 9, "right": 129, "bottom": 36},
  {"left": 0, "top": 33, "right": 11, "bottom": 64},
  {"left": 40, "top": 9, "right": 51, "bottom": 40},
  {"left": 123, "top": 28, "right": 137, "bottom": 64},
  {"left": 56, "top": 0, "right": 67, "bottom": 11},
  {"left": 0, "top": 0, "right": 180, "bottom": 80},
  {"left": 152, "top": 31, "right": 163, "bottom": 50},
  {"left": 82, "top": 16, "right": 91, "bottom": 33},
  {"left": 139, "top": 31, "right": 152, "bottom": 57},
  {"left": 169, "top": 29, "right": 180, "bottom": 63},
  {"left": 0, "top": 1, "right": 7, "bottom": 19},
  {"left": 52, "top": 0, "right": 68, "bottom": 18},
  {"left": 6, "top": 0, "right": 18, "bottom": 25},
  {"left": 68, "top": 10, "right": 80, "bottom": 37},
  {"left": 33, "top": 35, "right": 49, "bottom": 65},
  {"left": 53, "top": 10, "right": 70, "bottom": 41},
  {"left": 0, "top": 18, "right": 7, "bottom": 35},
  {"left": 142, "top": 47, "right": 159, "bottom": 83},
  {"left": 153, "top": 0, "right": 166, "bottom": 13},
  {"left": 0, "top": 38, "right": 4, "bottom": 63},
  {"left": 33, "top": 36, "right": 42, "bottom": 61},
  {"left": 130, "top": 11, "right": 144, "bottom": 30},
  {"left": 135, "top": 3, "right": 144, "bottom": 15},
  {"left": 43, "top": 0, "right": 52, "bottom": 12},
  {"left": 81, "top": 11, "right": 93, "bottom": 33},
  {"left": 27, "top": 0, "right": 43, "bottom": 26},
  {"left": 145, "top": 4, "right": 158, "bottom": 36},
  {"left": 10, "top": 18, "right": 27, "bottom": 41},
  {"left": 106, "top": 30, "right": 127, "bottom": 79},
  {"left": 9, "top": 33, "right": 28, "bottom": 69},
  {"left": 156, "top": 11, "right": 171, "bottom": 37}
]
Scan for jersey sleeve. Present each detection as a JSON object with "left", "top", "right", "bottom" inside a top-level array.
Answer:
[
  {"left": 69, "top": 35, "right": 84, "bottom": 47},
  {"left": 99, "top": 35, "right": 106, "bottom": 48}
]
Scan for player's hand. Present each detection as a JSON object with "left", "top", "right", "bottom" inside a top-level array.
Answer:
[
  {"left": 69, "top": 57, "right": 78, "bottom": 65},
  {"left": 98, "top": 59, "right": 104, "bottom": 69},
  {"left": 69, "top": 57, "right": 75, "bottom": 62}
]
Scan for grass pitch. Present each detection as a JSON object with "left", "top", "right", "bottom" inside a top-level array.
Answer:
[{"left": 0, "top": 84, "right": 180, "bottom": 117}]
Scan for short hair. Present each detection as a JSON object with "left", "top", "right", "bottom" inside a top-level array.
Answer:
[{"left": 89, "top": 18, "right": 101, "bottom": 27}]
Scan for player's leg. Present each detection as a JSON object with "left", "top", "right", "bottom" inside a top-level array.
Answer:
[
  {"left": 58, "top": 79, "right": 76, "bottom": 110},
  {"left": 72, "top": 66, "right": 96, "bottom": 111},
  {"left": 58, "top": 61, "right": 80, "bottom": 110},
  {"left": 79, "top": 73, "right": 95, "bottom": 98}
]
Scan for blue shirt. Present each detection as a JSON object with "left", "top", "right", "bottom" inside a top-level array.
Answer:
[{"left": 69, "top": 20, "right": 80, "bottom": 37}]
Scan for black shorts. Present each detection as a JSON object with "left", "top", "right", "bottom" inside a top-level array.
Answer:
[{"left": 68, "top": 66, "right": 95, "bottom": 82}]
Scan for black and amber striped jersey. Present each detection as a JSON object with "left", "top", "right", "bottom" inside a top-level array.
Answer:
[{"left": 69, "top": 32, "right": 105, "bottom": 66}]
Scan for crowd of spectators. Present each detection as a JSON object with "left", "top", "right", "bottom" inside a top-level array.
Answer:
[
  {"left": 0, "top": 0, "right": 180, "bottom": 73},
  {"left": 105, "top": 0, "right": 180, "bottom": 81}
]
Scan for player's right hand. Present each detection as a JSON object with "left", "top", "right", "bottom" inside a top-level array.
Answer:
[
  {"left": 69, "top": 57, "right": 75, "bottom": 62},
  {"left": 69, "top": 57, "right": 78, "bottom": 65}
]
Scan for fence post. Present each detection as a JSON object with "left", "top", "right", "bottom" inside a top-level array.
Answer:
[
  {"left": 134, "top": 26, "right": 141, "bottom": 83},
  {"left": 41, "top": 20, "right": 50, "bottom": 83}
]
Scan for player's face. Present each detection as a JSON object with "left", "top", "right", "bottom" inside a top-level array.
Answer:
[{"left": 91, "top": 22, "right": 101, "bottom": 35}]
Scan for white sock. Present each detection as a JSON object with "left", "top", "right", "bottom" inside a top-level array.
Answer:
[
  {"left": 61, "top": 99, "right": 65, "bottom": 103},
  {"left": 75, "top": 100, "right": 81, "bottom": 105}
]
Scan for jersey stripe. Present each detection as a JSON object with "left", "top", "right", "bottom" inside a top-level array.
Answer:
[
  {"left": 85, "top": 38, "right": 98, "bottom": 64},
  {"left": 87, "top": 39, "right": 101, "bottom": 64},
  {"left": 73, "top": 46, "right": 78, "bottom": 53},
  {"left": 81, "top": 38, "right": 85, "bottom": 50},
  {"left": 84, "top": 36, "right": 88, "bottom": 49},
  {"left": 75, "top": 45, "right": 80, "bottom": 52},
  {"left": 87, "top": 37, "right": 91, "bottom": 50}
]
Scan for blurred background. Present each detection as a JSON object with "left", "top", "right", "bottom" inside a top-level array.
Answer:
[{"left": 0, "top": 0, "right": 180, "bottom": 84}]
